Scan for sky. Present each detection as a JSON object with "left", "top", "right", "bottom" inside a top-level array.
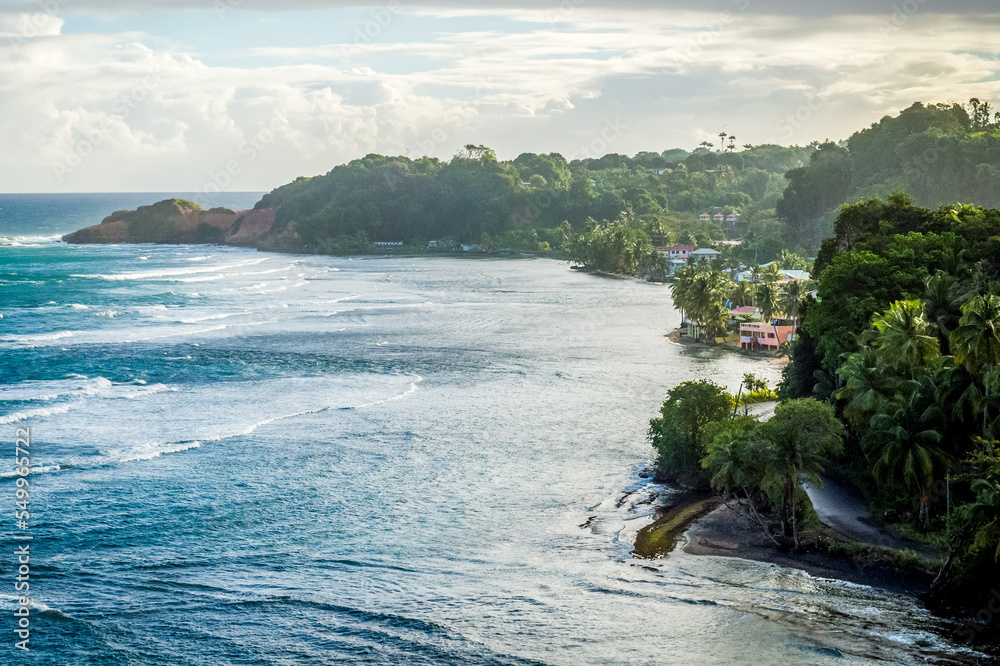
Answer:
[{"left": 1, "top": 0, "right": 999, "bottom": 193}]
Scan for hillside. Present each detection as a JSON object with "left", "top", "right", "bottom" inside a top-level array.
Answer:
[{"left": 778, "top": 101, "right": 1000, "bottom": 251}]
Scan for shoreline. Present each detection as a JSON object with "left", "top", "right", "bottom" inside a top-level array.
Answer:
[
  {"left": 633, "top": 488, "right": 935, "bottom": 598},
  {"left": 681, "top": 503, "right": 935, "bottom": 597},
  {"left": 665, "top": 326, "right": 790, "bottom": 367}
]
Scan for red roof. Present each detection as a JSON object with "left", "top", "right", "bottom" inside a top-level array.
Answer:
[
  {"left": 667, "top": 244, "right": 697, "bottom": 252},
  {"left": 729, "top": 306, "right": 758, "bottom": 315}
]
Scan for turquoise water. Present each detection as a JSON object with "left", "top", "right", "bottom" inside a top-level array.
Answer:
[{"left": 0, "top": 196, "right": 988, "bottom": 664}]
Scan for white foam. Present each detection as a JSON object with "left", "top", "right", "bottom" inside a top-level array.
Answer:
[
  {"left": 117, "top": 440, "right": 201, "bottom": 463},
  {"left": 95, "top": 310, "right": 117, "bottom": 318},
  {"left": 0, "top": 234, "right": 62, "bottom": 246},
  {"left": 177, "top": 311, "right": 248, "bottom": 324},
  {"left": 1, "top": 331, "right": 76, "bottom": 346},
  {"left": 0, "top": 404, "right": 74, "bottom": 425},
  {"left": 250, "top": 280, "right": 308, "bottom": 295},
  {"left": 72, "top": 257, "right": 269, "bottom": 281},
  {"left": 0, "top": 465, "right": 62, "bottom": 479},
  {"left": 67, "top": 303, "right": 90, "bottom": 310},
  {"left": 355, "top": 375, "right": 423, "bottom": 409}
]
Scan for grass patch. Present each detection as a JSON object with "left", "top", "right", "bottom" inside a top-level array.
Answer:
[{"left": 633, "top": 496, "right": 719, "bottom": 559}]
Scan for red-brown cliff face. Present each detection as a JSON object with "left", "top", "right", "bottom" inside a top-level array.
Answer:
[{"left": 62, "top": 199, "right": 294, "bottom": 250}]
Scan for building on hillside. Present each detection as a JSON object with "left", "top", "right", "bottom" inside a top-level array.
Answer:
[
  {"left": 713, "top": 213, "right": 725, "bottom": 222},
  {"left": 664, "top": 244, "right": 696, "bottom": 260},
  {"left": 699, "top": 213, "right": 712, "bottom": 222},
  {"left": 779, "top": 269, "right": 811, "bottom": 283},
  {"left": 690, "top": 248, "right": 721, "bottom": 264},
  {"left": 725, "top": 213, "right": 740, "bottom": 224},
  {"left": 729, "top": 306, "right": 760, "bottom": 320},
  {"left": 740, "top": 322, "right": 795, "bottom": 350}
]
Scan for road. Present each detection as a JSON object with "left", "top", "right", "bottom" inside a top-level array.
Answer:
[{"left": 804, "top": 476, "right": 939, "bottom": 555}]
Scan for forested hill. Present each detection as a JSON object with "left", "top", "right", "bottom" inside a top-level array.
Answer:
[
  {"left": 63, "top": 99, "right": 1000, "bottom": 261},
  {"left": 778, "top": 101, "right": 1000, "bottom": 251},
  {"left": 252, "top": 144, "right": 810, "bottom": 255}
]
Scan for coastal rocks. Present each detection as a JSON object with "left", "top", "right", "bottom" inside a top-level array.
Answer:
[{"left": 62, "top": 199, "right": 288, "bottom": 250}]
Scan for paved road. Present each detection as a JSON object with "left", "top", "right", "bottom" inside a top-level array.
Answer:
[{"left": 804, "top": 477, "right": 939, "bottom": 555}]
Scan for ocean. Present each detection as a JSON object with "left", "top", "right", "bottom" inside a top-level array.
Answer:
[{"left": 0, "top": 194, "right": 986, "bottom": 664}]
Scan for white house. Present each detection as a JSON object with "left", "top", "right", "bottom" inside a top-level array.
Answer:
[
  {"left": 690, "top": 248, "right": 721, "bottom": 264},
  {"left": 780, "top": 269, "right": 811, "bottom": 282},
  {"left": 665, "top": 244, "right": 696, "bottom": 260},
  {"left": 699, "top": 213, "right": 712, "bottom": 222}
]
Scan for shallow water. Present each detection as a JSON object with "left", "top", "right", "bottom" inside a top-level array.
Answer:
[{"left": 0, "top": 203, "right": 988, "bottom": 664}]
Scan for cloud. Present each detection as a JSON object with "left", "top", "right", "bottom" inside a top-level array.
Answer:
[
  {"left": 1, "top": 0, "right": 999, "bottom": 16},
  {"left": 0, "top": 3, "right": 998, "bottom": 192}
]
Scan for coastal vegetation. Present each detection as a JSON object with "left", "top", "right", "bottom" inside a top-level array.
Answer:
[
  {"left": 778, "top": 100, "right": 1000, "bottom": 251},
  {"left": 669, "top": 261, "right": 813, "bottom": 343},
  {"left": 649, "top": 380, "right": 843, "bottom": 549}
]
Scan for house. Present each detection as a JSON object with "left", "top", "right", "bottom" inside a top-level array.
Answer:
[
  {"left": 699, "top": 213, "right": 712, "bottom": 222},
  {"left": 725, "top": 213, "right": 740, "bottom": 224},
  {"left": 779, "top": 269, "right": 811, "bottom": 283},
  {"left": 740, "top": 322, "right": 795, "bottom": 350},
  {"left": 427, "top": 240, "right": 442, "bottom": 249},
  {"left": 713, "top": 213, "right": 725, "bottom": 222},
  {"left": 690, "top": 248, "right": 721, "bottom": 264},
  {"left": 649, "top": 168, "right": 667, "bottom": 176},
  {"left": 664, "top": 244, "right": 696, "bottom": 260},
  {"left": 729, "top": 306, "right": 760, "bottom": 319},
  {"left": 374, "top": 242, "right": 403, "bottom": 248}
]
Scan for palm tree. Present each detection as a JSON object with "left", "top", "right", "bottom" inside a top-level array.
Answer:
[
  {"left": 836, "top": 347, "right": 899, "bottom": 426},
  {"left": 951, "top": 294, "right": 1000, "bottom": 372},
  {"left": 864, "top": 394, "right": 950, "bottom": 525},
  {"left": 685, "top": 268, "right": 732, "bottom": 340},
  {"left": 867, "top": 300, "right": 940, "bottom": 374},
  {"left": 966, "top": 476, "right": 1000, "bottom": 562},
  {"left": 729, "top": 281, "right": 754, "bottom": 308},
  {"left": 703, "top": 424, "right": 780, "bottom": 545},
  {"left": 762, "top": 399, "right": 844, "bottom": 549},
  {"left": 762, "top": 262, "right": 784, "bottom": 284},
  {"left": 778, "top": 281, "right": 807, "bottom": 326},
  {"left": 671, "top": 265, "right": 697, "bottom": 324},
  {"left": 748, "top": 264, "right": 762, "bottom": 285},
  {"left": 924, "top": 271, "right": 962, "bottom": 354},
  {"left": 755, "top": 282, "right": 778, "bottom": 323},
  {"left": 951, "top": 294, "right": 1000, "bottom": 435}
]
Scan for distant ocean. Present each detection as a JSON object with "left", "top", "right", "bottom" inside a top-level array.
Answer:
[{"left": 0, "top": 194, "right": 986, "bottom": 664}]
